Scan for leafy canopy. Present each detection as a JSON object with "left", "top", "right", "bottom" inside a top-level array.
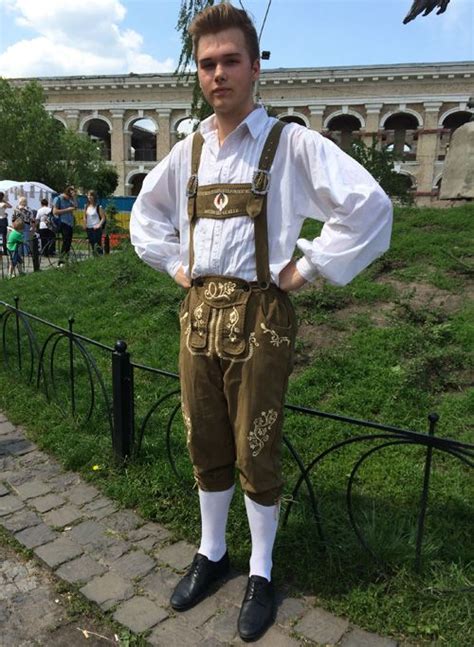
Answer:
[{"left": 0, "top": 78, "right": 118, "bottom": 196}]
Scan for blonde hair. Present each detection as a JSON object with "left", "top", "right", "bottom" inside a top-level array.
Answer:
[
  {"left": 189, "top": 2, "right": 259, "bottom": 63},
  {"left": 18, "top": 196, "right": 27, "bottom": 207}
]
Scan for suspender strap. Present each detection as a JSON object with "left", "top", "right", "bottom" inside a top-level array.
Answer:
[
  {"left": 187, "top": 132, "right": 205, "bottom": 275},
  {"left": 247, "top": 120, "right": 286, "bottom": 287}
]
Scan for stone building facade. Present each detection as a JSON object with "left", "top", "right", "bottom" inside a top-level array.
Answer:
[{"left": 13, "top": 61, "right": 474, "bottom": 203}]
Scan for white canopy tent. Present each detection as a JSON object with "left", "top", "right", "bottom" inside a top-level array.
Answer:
[{"left": 0, "top": 180, "right": 55, "bottom": 223}]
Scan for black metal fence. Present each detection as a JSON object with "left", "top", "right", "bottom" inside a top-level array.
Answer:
[{"left": 1, "top": 297, "right": 472, "bottom": 573}]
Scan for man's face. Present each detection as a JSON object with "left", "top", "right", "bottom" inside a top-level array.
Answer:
[{"left": 197, "top": 28, "right": 260, "bottom": 122}]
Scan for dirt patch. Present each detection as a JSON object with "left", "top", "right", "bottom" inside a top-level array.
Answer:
[{"left": 376, "top": 277, "right": 473, "bottom": 313}]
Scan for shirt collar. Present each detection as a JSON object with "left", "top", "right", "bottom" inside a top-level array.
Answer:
[{"left": 199, "top": 105, "right": 270, "bottom": 141}]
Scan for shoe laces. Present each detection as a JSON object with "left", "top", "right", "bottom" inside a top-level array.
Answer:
[{"left": 245, "top": 576, "right": 269, "bottom": 602}]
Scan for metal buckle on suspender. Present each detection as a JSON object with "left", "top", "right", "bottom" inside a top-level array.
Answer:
[
  {"left": 251, "top": 170, "right": 270, "bottom": 196},
  {"left": 186, "top": 175, "right": 198, "bottom": 197}
]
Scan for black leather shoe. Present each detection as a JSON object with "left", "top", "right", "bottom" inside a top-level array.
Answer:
[
  {"left": 170, "top": 552, "right": 230, "bottom": 611},
  {"left": 238, "top": 575, "right": 276, "bottom": 642}
]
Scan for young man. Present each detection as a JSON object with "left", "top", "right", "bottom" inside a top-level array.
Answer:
[{"left": 130, "top": 3, "right": 392, "bottom": 641}]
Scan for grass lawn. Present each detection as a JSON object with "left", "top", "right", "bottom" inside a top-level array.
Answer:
[{"left": 0, "top": 205, "right": 473, "bottom": 645}]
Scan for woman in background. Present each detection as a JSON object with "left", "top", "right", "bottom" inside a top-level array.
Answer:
[
  {"left": 0, "top": 191, "right": 12, "bottom": 254},
  {"left": 83, "top": 190, "right": 105, "bottom": 255},
  {"left": 12, "top": 196, "right": 34, "bottom": 256}
]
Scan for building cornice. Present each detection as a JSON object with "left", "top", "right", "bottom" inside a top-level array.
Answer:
[{"left": 8, "top": 61, "right": 474, "bottom": 90}]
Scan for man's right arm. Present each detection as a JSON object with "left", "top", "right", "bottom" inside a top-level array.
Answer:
[{"left": 130, "top": 146, "right": 183, "bottom": 281}]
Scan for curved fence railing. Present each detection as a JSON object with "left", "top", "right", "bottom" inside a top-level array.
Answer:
[{"left": 0, "top": 297, "right": 472, "bottom": 574}]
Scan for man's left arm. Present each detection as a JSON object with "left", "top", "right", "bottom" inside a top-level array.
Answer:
[{"left": 290, "top": 129, "right": 393, "bottom": 288}]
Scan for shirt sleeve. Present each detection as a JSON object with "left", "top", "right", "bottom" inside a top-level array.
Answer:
[
  {"left": 129, "top": 144, "right": 183, "bottom": 279},
  {"left": 291, "top": 128, "right": 393, "bottom": 286}
]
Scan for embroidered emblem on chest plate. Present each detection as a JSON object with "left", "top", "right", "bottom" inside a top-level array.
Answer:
[{"left": 213, "top": 192, "right": 229, "bottom": 212}]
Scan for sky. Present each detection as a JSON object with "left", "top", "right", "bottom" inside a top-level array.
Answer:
[{"left": 0, "top": 0, "right": 472, "bottom": 79}]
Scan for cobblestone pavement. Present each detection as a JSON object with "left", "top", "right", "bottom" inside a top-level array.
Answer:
[
  {"left": 0, "top": 541, "right": 120, "bottom": 646},
  {"left": 0, "top": 412, "right": 398, "bottom": 646}
]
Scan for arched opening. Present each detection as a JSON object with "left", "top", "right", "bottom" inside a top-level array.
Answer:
[
  {"left": 382, "top": 113, "right": 419, "bottom": 161},
  {"left": 130, "top": 173, "right": 147, "bottom": 196},
  {"left": 173, "top": 117, "right": 199, "bottom": 144},
  {"left": 438, "top": 111, "right": 472, "bottom": 161},
  {"left": 326, "top": 114, "right": 362, "bottom": 153},
  {"left": 84, "top": 118, "right": 111, "bottom": 160},
  {"left": 53, "top": 117, "right": 66, "bottom": 130},
  {"left": 279, "top": 115, "right": 307, "bottom": 127},
  {"left": 130, "top": 118, "right": 157, "bottom": 162}
]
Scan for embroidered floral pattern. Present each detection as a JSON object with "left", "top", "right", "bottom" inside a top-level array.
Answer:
[
  {"left": 204, "top": 281, "right": 236, "bottom": 301},
  {"left": 182, "top": 405, "right": 192, "bottom": 445},
  {"left": 260, "top": 322, "right": 290, "bottom": 347},
  {"left": 192, "top": 302, "right": 206, "bottom": 337},
  {"left": 226, "top": 306, "right": 240, "bottom": 342},
  {"left": 248, "top": 409, "right": 278, "bottom": 457}
]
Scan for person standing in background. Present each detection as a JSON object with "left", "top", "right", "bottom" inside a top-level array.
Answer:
[
  {"left": 35, "top": 198, "right": 55, "bottom": 257},
  {"left": 53, "top": 185, "right": 76, "bottom": 265},
  {"left": 12, "top": 196, "right": 34, "bottom": 256},
  {"left": 83, "top": 190, "right": 105, "bottom": 255},
  {"left": 0, "top": 191, "right": 12, "bottom": 254}
]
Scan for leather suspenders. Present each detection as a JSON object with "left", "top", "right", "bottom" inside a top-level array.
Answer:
[{"left": 186, "top": 120, "right": 286, "bottom": 288}]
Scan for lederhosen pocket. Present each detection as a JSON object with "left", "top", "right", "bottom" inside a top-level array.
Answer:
[{"left": 188, "top": 289, "right": 211, "bottom": 350}]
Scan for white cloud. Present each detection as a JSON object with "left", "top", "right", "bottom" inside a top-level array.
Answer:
[{"left": 0, "top": 0, "right": 175, "bottom": 77}]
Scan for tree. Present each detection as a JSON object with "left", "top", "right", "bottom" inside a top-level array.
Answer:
[
  {"left": 0, "top": 78, "right": 118, "bottom": 194},
  {"left": 176, "top": 0, "right": 215, "bottom": 122},
  {"left": 349, "top": 138, "right": 414, "bottom": 205}
]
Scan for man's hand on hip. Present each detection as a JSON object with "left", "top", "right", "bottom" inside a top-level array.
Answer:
[
  {"left": 174, "top": 265, "right": 191, "bottom": 289},
  {"left": 279, "top": 260, "right": 308, "bottom": 293}
]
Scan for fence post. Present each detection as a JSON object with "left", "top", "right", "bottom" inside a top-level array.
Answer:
[
  {"left": 104, "top": 234, "right": 110, "bottom": 255},
  {"left": 112, "top": 340, "right": 134, "bottom": 461},
  {"left": 414, "top": 412, "right": 439, "bottom": 573},
  {"left": 31, "top": 235, "right": 40, "bottom": 272}
]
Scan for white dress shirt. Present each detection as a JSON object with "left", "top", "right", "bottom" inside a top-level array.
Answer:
[{"left": 130, "top": 107, "right": 392, "bottom": 287}]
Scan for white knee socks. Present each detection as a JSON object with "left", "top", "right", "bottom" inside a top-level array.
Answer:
[
  {"left": 244, "top": 495, "right": 279, "bottom": 582},
  {"left": 198, "top": 486, "right": 235, "bottom": 562}
]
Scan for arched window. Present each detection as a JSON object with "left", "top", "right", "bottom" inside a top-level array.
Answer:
[
  {"left": 438, "top": 111, "right": 472, "bottom": 161},
  {"left": 382, "top": 113, "right": 419, "bottom": 161},
  {"left": 130, "top": 118, "right": 157, "bottom": 162},
  {"left": 279, "top": 115, "right": 307, "bottom": 127},
  {"left": 326, "top": 114, "right": 362, "bottom": 152},
  {"left": 130, "top": 173, "right": 148, "bottom": 196},
  {"left": 84, "top": 118, "right": 111, "bottom": 160}
]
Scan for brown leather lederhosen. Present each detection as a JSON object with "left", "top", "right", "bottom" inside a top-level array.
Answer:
[{"left": 179, "top": 121, "right": 297, "bottom": 506}]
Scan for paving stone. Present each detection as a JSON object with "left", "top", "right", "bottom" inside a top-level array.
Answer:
[
  {"left": 113, "top": 595, "right": 168, "bottom": 633},
  {"left": 80, "top": 572, "right": 134, "bottom": 610},
  {"left": 294, "top": 607, "right": 349, "bottom": 645},
  {"left": 42, "top": 504, "right": 83, "bottom": 528},
  {"left": 148, "top": 617, "right": 205, "bottom": 646},
  {"left": 14, "top": 523, "right": 58, "bottom": 549},
  {"left": 29, "top": 493, "right": 65, "bottom": 513},
  {"left": 46, "top": 472, "right": 81, "bottom": 489},
  {"left": 215, "top": 572, "right": 248, "bottom": 606},
  {"left": 203, "top": 605, "right": 240, "bottom": 642},
  {"left": 0, "top": 494, "right": 25, "bottom": 516},
  {"left": 68, "top": 519, "right": 108, "bottom": 546},
  {"left": 84, "top": 502, "right": 118, "bottom": 520},
  {"left": 0, "top": 483, "right": 9, "bottom": 496},
  {"left": 276, "top": 596, "right": 306, "bottom": 627},
  {"left": 110, "top": 549, "right": 155, "bottom": 579},
  {"left": 18, "top": 451, "right": 51, "bottom": 467},
  {"left": 13, "top": 479, "right": 53, "bottom": 500},
  {"left": 66, "top": 482, "right": 100, "bottom": 506},
  {"left": 340, "top": 627, "right": 398, "bottom": 647},
  {"left": 34, "top": 536, "right": 83, "bottom": 568},
  {"left": 102, "top": 509, "right": 143, "bottom": 532},
  {"left": 245, "top": 625, "right": 301, "bottom": 646},
  {"left": 176, "top": 592, "right": 219, "bottom": 628},
  {"left": 155, "top": 540, "right": 196, "bottom": 571},
  {"left": 139, "top": 566, "right": 180, "bottom": 606},
  {"left": 82, "top": 496, "right": 116, "bottom": 513},
  {"left": 128, "top": 521, "right": 172, "bottom": 548},
  {"left": 0, "top": 509, "right": 42, "bottom": 532},
  {"left": 4, "top": 439, "right": 36, "bottom": 456},
  {"left": 0, "top": 420, "right": 15, "bottom": 435},
  {"left": 55, "top": 554, "right": 106, "bottom": 584},
  {"left": 88, "top": 537, "right": 132, "bottom": 565}
]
